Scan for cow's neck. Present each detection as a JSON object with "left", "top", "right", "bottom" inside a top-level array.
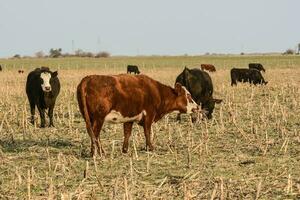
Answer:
[
  {"left": 155, "top": 84, "right": 179, "bottom": 121},
  {"left": 43, "top": 92, "right": 53, "bottom": 98}
]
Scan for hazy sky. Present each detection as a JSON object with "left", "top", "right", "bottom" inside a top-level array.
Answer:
[{"left": 0, "top": 0, "right": 299, "bottom": 57}]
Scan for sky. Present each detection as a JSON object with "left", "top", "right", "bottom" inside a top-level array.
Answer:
[{"left": 0, "top": 0, "right": 299, "bottom": 57}]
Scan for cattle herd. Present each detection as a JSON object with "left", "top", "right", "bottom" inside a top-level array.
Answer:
[{"left": 0, "top": 62, "right": 268, "bottom": 156}]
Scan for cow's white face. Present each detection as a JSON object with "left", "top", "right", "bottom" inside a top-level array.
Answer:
[
  {"left": 182, "top": 86, "right": 199, "bottom": 114},
  {"left": 40, "top": 72, "right": 51, "bottom": 92}
]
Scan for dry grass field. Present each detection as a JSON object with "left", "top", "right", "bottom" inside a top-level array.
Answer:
[{"left": 0, "top": 55, "right": 299, "bottom": 199}]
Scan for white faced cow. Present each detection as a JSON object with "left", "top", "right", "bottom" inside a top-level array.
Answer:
[
  {"left": 26, "top": 67, "right": 60, "bottom": 127},
  {"left": 77, "top": 74, "right": 200, "bottom": 156}
]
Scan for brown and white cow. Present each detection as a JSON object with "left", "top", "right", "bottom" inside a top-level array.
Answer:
[
  {"left": 77, "top": 74, "right": 199, "bottom": 156},
  {"left": 200, "top": 64, "right": 216, "bottom": 72}
]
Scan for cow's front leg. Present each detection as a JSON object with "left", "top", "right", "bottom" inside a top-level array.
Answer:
[
  {"left": 48, "top": 105, "right": 55, "bottom": 127},
  {"left": 122, "top": 122, "right": 133, "bottom": 153},
  {"left": 143, "top": 117, "right": 154, "bottom": 151},
  {"left": 37, "top": 105, "right": 46, "bottom": 128}
]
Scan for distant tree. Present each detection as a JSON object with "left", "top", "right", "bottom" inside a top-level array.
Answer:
[
  {"left": 49, "top": 48, "right": 62, "bottom": 58},
  {"left": 95, "top": 51, "right": 111, "bottom": 58},
  {"left": 85, "top": 52, "right": 94, "bottom": 57},
  {"left": 74, "top": 49, "right": 94, "bottom": 57},
  {"left": 35, "top": 51, "right": 45, "bottom": 58},
  {"left": 61, "top": 53, "right": 73, "bottom": 57},
  {"left": 240, "top": 52, "right": 245, "bottom": 55},
  {"left": 283, "top": 49, "right": 295, "bottom": 55},
  {"left": 74, "top": 49, "right": 84, "bottom": 57},
  {"left": 12, "top": 54, "right": 21, "bottom": 59}
]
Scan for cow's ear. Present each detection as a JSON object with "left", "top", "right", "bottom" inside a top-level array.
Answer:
[
  {"left": 52, "top": 71, "right": 58, "bottom": 77},
  {"left": 174, "top": 83, "right": 184, "bottom": 95},
  {"left": 213, "top": 98, "right": 223, "bottom": 104}
]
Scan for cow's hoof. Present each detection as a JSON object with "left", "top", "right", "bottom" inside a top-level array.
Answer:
[
  {"left": 40, "top": 124, "right": 46, "bottom": 128},
  {"left": 146, "top": 146, "right": 154, "bottom": 152},
  {"left": 122, "top": 148, "right": 128, "bottom": 153}
]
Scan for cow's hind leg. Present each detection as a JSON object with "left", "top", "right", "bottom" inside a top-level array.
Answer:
[
  {"left": 122, "top": 122, "right": 133, "bottom": 153},
  {"left": 92, "top": 119, "right": 105, "bottom": 157},
  {"left": 29, "top": 100, "right": 36, "bottom": 125},
  {"left": 176, "top": 113, "right": 181, "bottom": 121}
]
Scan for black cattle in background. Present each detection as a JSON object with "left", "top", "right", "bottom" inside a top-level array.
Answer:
[
  {"left": 249, "top": 63, "right": 265, "bottom": 72},
  {"left": 26, "top": 67, "right": 60, "bottom": 127},
  {"left": 231, "top": 68, "right": 268, "bottom": 86},
  {"left": 175, "top": 67, "right": 222, "bottom": 120},
  {"left": 127, "top": 65, "right": 140, "bottom": 74}
]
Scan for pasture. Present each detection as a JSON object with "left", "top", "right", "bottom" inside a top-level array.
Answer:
[{"left": 0, "top": 55, "right": 299, "bottom": 199}]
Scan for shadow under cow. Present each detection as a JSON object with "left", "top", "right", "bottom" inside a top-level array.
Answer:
[{"left": 0, "top": 138, "right": 75, "bottom": 153}]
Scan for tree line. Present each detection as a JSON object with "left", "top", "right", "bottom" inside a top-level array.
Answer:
[{"left": 12, "top": 48, "right": 111, "bottom": 59}]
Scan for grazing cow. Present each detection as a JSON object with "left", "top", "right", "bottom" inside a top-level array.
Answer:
[
  {"left": 127, "top": 65, "right": 140, "bottom": 74},
  {"left": 26, "top": 67, "right": 60, "bottom": 127},
  {"left": 176, "top": 67, "right": 222, "bottom": 120},
  {"left": 249, "top": 63, "right": 265, "bottom": 72},
  {"left": 77, "top": 74, "right": 199, "bottom": 156},
  {"left": 230, "top": 68, "right": 268, "bottom": 86},
  {"left": 18, "top": 70, "right": 24, "bottom": 73},
  {"left": 200, "top": 64, "right": 216, "bottom": 72},
  {"left": 0, "top": 65, "right": 2, "bottom": 71}
]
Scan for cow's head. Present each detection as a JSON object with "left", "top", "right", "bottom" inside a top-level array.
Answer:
[
  {"left": 202, "top": 96, "right": 222, "bottom": 119},
  {"left": 174, "top": 83, "right": 199, "bottom": 114},
  {"left": 40, "top": 71, "right": 58, "bottom": 92}
]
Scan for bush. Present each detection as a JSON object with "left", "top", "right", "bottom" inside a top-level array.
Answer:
[
  {"left": 35, "top": 51, "right": 45, "bottom": 58},
  {"left": 12, "top": 54, "right": 21, "bottom": 59},
  {"left": 73, "top": 49, "right": 94, "bottom": 57},
  {"left": 283, "top": 49, "right": 295, "bottom": 55},
  {"left": 49, "top": 48, "right": 62, "bottom": 58},
  {"left": 95, "top": 51, "right": 110, "bottom": 58}
]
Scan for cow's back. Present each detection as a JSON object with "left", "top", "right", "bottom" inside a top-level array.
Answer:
[
  {"left": 77, "top": 74, "right": 161, "bottom": 119},
  {"left": 26, "top": 70, "right": 42, "bottom": 96},
  {"left": 176, "top": 68, "right": 213, "bottom": 103}
]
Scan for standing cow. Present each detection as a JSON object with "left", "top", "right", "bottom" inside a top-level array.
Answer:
[
  {"left": 127, "top": 65, "right": 140, "bottom": 74},
  {"left": 26, "top": 67, "right": 60, "bottom": 127},
  {"left": 230, "top": 68, "right": 268, "bottom": 86},
  {"left": 77, "top": 74, "right": 199, "bottom": 156},
  {"left": 176, "top": 67, "right": 222, "bottom": 120},
  {"left": 201, "top": 64, "right": 216, "bottom": 72},
  {"left": 248, "top": 63, "right": 265, "bottom": 72}
]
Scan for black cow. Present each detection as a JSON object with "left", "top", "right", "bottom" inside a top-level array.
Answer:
[
  {"left": 249, "top": 63, "right": 265, "bottom": 72},
  {"left": 175, "top": 67, "right": 222, "bottom": 120},
  {"left": 230, "top": 68, "right": 268, "bottom": 86},
  {"left": 0, "top": 65, "right": 2, "bottom": 71},
  {"left": 26, "top": 67, "right": 60, "bottom": 127},
  {"left": 127, "top": 65, "right": 140, "bottom": 74}
]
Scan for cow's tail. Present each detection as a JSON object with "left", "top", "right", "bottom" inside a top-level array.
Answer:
[{"left": 77, "top": 78, "right": 97, "bottom": 155}]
